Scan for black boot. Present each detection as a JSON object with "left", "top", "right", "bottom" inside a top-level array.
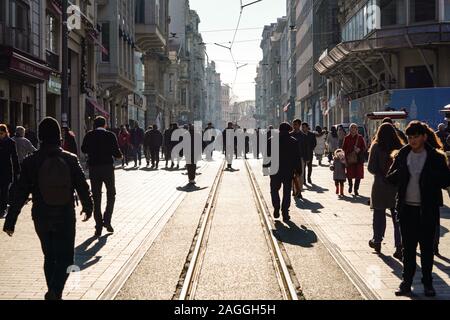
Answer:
[
  {"left": 369, "top": 239, "right": 381, "bottom": 253},
  {"left": 273, "top": 208, "right": 280, "bottom": 219},
  {"left": 424, "top": 284, "right": 436, "bottom": 297},
  {"left": 395, "top": 281, "right": 412, "bottom": 296}
]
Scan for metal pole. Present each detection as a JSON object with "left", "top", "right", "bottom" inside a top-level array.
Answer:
[{"left": 61, "top": 0, "right": 69, "bottom": 127}]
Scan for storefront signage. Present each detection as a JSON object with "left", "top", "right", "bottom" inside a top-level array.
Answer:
[{"left": 47, "top": 74, "right": 62, "bottom": 95}]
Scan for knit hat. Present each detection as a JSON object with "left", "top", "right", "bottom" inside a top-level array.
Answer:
[{"left": 38, "top": 117, "right": 61, "bottom": 144}]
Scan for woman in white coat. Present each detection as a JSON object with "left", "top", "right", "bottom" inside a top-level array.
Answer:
[{"left": 314, "top": 126, "right": 327, "bottom": 166}]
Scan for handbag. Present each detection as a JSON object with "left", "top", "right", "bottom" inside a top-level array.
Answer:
[{"left": 346, "top": 136, "right": 359, "bottom": 166}]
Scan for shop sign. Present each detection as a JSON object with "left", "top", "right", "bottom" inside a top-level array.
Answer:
[{"left": 47, "top": 74, "right": 61, "bottom": 95}]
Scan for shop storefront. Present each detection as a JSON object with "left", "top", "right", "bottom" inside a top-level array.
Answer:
[{"left": 0, "top": 46, "right": 51, "bottom": 130}]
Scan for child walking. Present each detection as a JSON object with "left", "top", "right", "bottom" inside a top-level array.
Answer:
[{"left": 330, "top": 149, "right": 346, "bottom": 197}]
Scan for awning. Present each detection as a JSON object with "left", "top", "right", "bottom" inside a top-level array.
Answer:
[
  {"left": 0, "top": 46, "right": 51, "bottom": 82},
  {"left": 366, "top": 111, "right": 408, "bottom": 120},
  {"left": 86, "top": 97, "right": 110, "bottom": 118}
]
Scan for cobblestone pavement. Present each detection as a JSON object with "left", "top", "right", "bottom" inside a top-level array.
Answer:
[
  {"left": 248, "top": 159, "right": 450, "bottom": 300},
  {"left": 0, "top": 159, "right": 220, "bottom": 300}
]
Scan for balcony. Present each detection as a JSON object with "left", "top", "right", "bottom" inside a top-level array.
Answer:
[
  {"left": 135, "top": 1, "right": 167, "bottom": 52},
  {"left": 0, "top": 23, "right": 31, "bottom": 53},
  {"left": 46, "top": 50, "right": 60, "bottom": 71}
]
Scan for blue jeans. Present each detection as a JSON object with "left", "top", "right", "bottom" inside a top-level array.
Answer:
[{"left": 373, "top": 209, "right": 402, "bottom": 248}]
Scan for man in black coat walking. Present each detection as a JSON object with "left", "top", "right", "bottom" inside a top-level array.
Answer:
[
  {"left": 387, "top": 121, "right": 450, "bottom": 297},
  {"left": 144, "top": 125, "right": 163, "bottom": 169},
  {"left": 301, "top": 122, "right": 317, "bottom": 185},
  {"left": 81, "top": 116, "right": 122, "bottom": 237},
  {"left": 265, "top": 123, "right": 302, "bottom": 222},
  {"left": 0, "top": 124, "right": 20, "bottom": 218},
  {"left": 3, "top": 117, "right": 93, "bottom": 300}
]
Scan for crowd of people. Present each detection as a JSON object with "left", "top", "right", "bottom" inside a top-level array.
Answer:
[
  {"left": 266, "top": 118, "right": 450, "bottom": 298},
  {"left": 1, "top": 115, "right": 450, "bottom": 299}
]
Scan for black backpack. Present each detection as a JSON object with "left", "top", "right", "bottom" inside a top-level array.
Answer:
[{"left": 38, "top": 154, "right": 73, "bottom": 206}]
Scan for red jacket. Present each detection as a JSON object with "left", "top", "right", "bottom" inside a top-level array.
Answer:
[
  {"left": 343, "top": 133, "right": 366, "bottom": 179},
  {"left": 118, "top": 131, "right": 131, "bottom": 148}
]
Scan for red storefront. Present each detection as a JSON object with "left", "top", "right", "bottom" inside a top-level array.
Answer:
[{"left": 0, "top": 45, "right": 51, "bottom": 131}]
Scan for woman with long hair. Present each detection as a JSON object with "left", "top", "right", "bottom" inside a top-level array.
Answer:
[{"left": 368, "top": 123, "right": 404, "bottom": 258}]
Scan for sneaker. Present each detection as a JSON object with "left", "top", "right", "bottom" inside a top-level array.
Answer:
[
  {"left": 273, "top": 208, "right": 280, "bottom": 219},
  {"left": 393, "top": 247, "right": 403, "bottom": 261},
  {"left": 369, "top": 239, "right": 381, "bottom": 253},
  {"left": 395, "top": 282, "right": 412, "bottom": 297},
  {"left": 424, "top": 284, "right": 436, "bottom": 297}
]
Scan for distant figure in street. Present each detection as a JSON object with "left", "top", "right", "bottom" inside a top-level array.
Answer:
[
  {"left": 343, "top": 123, "right": 366, "bottom": 196},
  {"left": 330, "top": 149, "right": 346, "bottom": 197},
  {"left": 81, "top": 116, "right": 122, "bottom": 237},
  {"left": 266, "top": 122, "right": 301, "bottom": 222},
  {"left": 301, "top": 123, "right": 317, "bottom": 185},
  {"left": 144, "top": 125, "right": 163, "bottom": 169},
  {"left": 223, "top": 122, "right": 235, "bottom": 170},
  {"left": 12, "top": 126, "right": 36, "bottom": 164},
  {"left": 185, "top": 124, "right": 202, "bottom": 185},
  {"left": 290, "top": 119, "right": 306, "bottom": 199},
  {"left": 314, "top": 126, "right": 327, "bottom": 166},
  {"left": 435, "top": 123, "right": 450, "bottom": 151},
  {"left": 327, "top": 126, "right": 339, "bottom": 164},
  {"left": 203, "top": 122, "right": 215, "bottom": 161},
  {"left": 0, "top": 124, "right": 20, "bottom": 219},
  {"left": 130, "top": 122, "right": 144, "bottom": 167},
  {"left": 62, "top": 126, "right": 78, "bottom": 155},
  {"left": 164, "top": 123, "right": 177, "bottom": 169},
  {"left": 337, "top": 125, "right": 346, "bottom": 148},
  {"left": 118, "top": 125, "right": 131, "bottom": 167},
  {"left": 382, "top": 117, "right": 407, "bottom": 143},
  {"left": 368, "top": 123, "right": 404, "bottom": 259},
  {"left": 24, "top": 124, "right": 38, "bottom": 148},
  {"left": 387, "top": 121, "right": 450, "bottom": 297},
  {"left": 3, "top": 117, "right": 93, "bottom": 300}
]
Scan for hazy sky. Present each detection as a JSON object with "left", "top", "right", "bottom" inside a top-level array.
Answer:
[{"left": 189, "top": 0, "right": 286, "bottom": 102}]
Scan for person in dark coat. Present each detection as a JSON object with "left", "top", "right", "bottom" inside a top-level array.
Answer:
[
  {"left": 24, "top": 124, "right": 38, "bottom": 148},
  {"left": 3, "top": 117, "right": 93, "bottom": 300},
  {"left": 266, "top": 123, "right": 302, "bottom": 222},
  {"left": 185, "top": 124, "right": 203, "bottom": 185},
  {"left": 62, "top": 126, "right": 78, "bottom": 155},
  {"left": 290, "top": 119, "right": 306, "bottom": 199},
  {"left": 223, "top": 122, "right": 235, "bottom": 170},
  {"left": 0, "top": 124, "right": 20, "bottom": 218},
  {"left": 368, "top": 123, "right": 404, "bottom": 259},
  {"left": 301, "top": 123, "right": 317, "bottom": 185},
  {"left": 387, "top": 121, "right": 450, "bottom": 297},
  {"left": 163, "top": 123, "right": 176, "bottom": 169},
  {"left": 129, "top": 122, "right": 144, "bottom": 167},
  {"left": 343, "top": 123, "right": 367, "bottom": 196},
  {"left": 81, "top": 116, "right": 122, "bottom": 237},
  {"left": 144, "top": 125, "right": 163, "bottom": 169}
]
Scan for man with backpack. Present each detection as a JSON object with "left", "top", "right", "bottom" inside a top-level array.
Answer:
[
  {"left": 3, "top": 117, "right": 93, "bottom": 300},
  {"left": 81, "top": 116, "right": 122, "bottom": 237}
]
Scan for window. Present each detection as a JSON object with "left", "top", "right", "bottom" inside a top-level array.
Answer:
[
  {"left": 445, "top": 0, "right": 450, "bottom": 21},
  {"left": 410, "top": 0, "right": 436, "bottom": 23},
  {"left": 10, "top": 0, "right": 30, "bottom": 52},
  {"left": 380, "top": 0, "right": 406, "bottom": 27},
  {"left": 46, "top": 14, "right": 58, "bottom": 53},
  {"left": 101, "top": 22, "right": 110, "bottom": 62},
  {"left": 0, "top": 0, "right": 6, "bottom": 23},
  {"left": 135, "top": 0, "right": 145, "bottom": 24}
]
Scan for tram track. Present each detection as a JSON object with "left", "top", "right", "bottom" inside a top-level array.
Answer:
[{"left": 174, "top": 159, "right": 303, "bottom": 300}]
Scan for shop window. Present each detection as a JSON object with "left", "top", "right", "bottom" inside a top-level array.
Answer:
[{"left": 410, "top": 0, "right": 436, "bottom": 23}]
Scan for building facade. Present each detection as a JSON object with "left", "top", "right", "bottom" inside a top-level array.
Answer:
[
  {"left": 97, "top": 0, "right": 136, "bottom": 129},
  {"left": 315, "top": 0, "right": 450, "bottom": 135},
  {"left": 205, "top": 61, "right": 221, "bottom": 127}
]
